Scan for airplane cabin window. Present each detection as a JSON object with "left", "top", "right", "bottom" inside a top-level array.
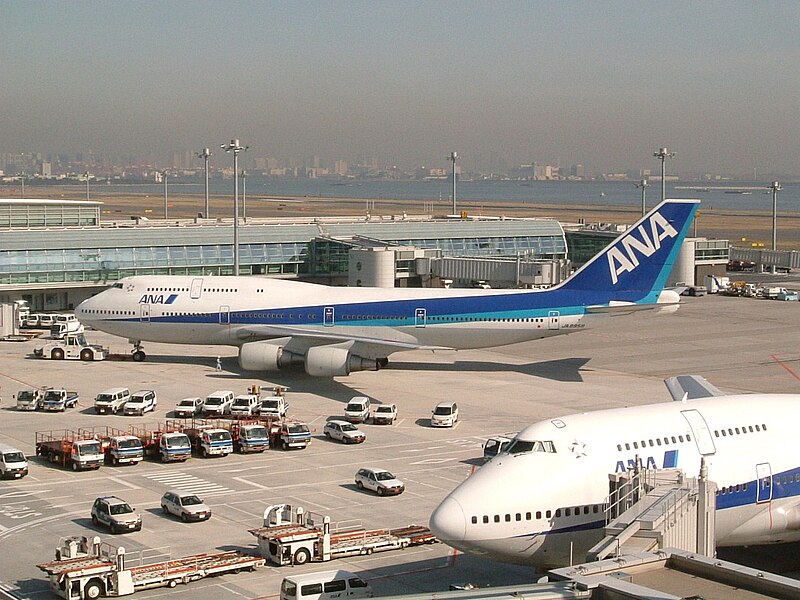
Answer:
[
  {"left": 565, "top": 508, "right": 571, "bottom": 517},
  {"left": 687, "top": 434, "right": 692, "bottom": 441},
  {"left": 526, "top": 512, "right": 532, "bottom": 520},
  {"left": 515, "top": 513, "right": 521, "bottom": 521},
  {"left": 535, "top": 511, "right": 541, "bottom": 519},
  {"left": 494, "top": 515, "right": 500, "bottom": 523},
  {"left": 482, "top": 516, "right": 489, "bottom": 524},
  {"left": 546, "top": 510, "right": 552, "bottom": 518},
  {"left": 714, "top": 431, "right": 719, "bottom": 437}
]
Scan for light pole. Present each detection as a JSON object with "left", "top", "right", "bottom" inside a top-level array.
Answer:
[
  {"left": 635, "top": 179, "right": 649, "bottom": 217},
  {"left": 84, "top": 171, "right": 90, "bottom": 202},
  {"left": 770, "top": 181, "right": 782, "bottom": 253},
  {"left": 653, "top": 147, "right": 676, "bottom": 202},
  {"left": 221, "top": 139, "right": 248, "bottom": 275},
  {"left": 197, "top": 148, "right": 211, "bottom": 218},
  {"left": 162, "top": 170, "right": 169, "bottom": 219},
  {"left": 20, "top": 173, "right": 25, "bottom": 198},
  {"left": 448, "top": 151, "right": 458, "bottom": 214},
  {"left": 241, "top": 170, "right": 247, "bottom": 220}
]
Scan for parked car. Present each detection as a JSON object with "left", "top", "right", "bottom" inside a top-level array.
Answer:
[
  {"left": 230, "top": 394, "right": 259, "bottom": 417},
  {"left": 174, "top": 397, "right": 204, "bottom": 418},
  {"left": 124, "top": 390, "right": 158, "bottom": 416},
  {"left": 91, "top": 496, "right": 142, "bottom": 534},
  {"left": 324, "top": 420, "right": 366, "bottom": 444},
  {"left": 431, "top": 401, "right": 459, "bottom": 427},
  {"left": 344, "top": 396, "right": 371, "bottom": 423},
  {"left": 355, "top": 467, "right": 404, "bottom": 496},
  {"left": 160, "top": 490, "right": 212, "bottom": 522},
  {"left": 372, "top": 404, "right": 397, "bottom": 425}
]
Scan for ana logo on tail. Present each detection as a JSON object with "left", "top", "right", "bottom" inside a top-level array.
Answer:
[{"left": 607, "top": 211, "right": 678, "bottom": 285}]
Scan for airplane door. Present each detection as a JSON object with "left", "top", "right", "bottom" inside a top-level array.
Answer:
[
  {"left": 190, "top": 278, "right": 203, "bottom": 299},
  {"left": 415, "top": 308, "right": 427, "bottom": 328},
  {"left": 548, "top": 310, "right": 560, "bottom": 330},
  {"left": 756, "top": 463, "right": 772, "bottom": 504},
  {"left": 323, "top": 306, "right": 335, "bottom": 327},
  {"left": 219, "top": 305, "right": 230, "bottom": 325},
  {"left": 680, "top": 409, "right": 716, "bottom": 456},
  {"left": 139, "top": 304, "right": 150, "bottom": 323}
]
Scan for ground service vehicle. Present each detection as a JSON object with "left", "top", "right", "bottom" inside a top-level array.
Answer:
[
  {"left": 280, "top": 571, "right": 373, "bottom": 600},
  {"left": 483, "top": 435, "right": 514, "bottom": 460},
  {"left": 174, "top": 397, "right": 204, "bottom": 418},
  {"left": 372, "top": 404, "right": 397, "bottom": 424},
  {"left": 250, "top": 504, "right": 435, "bottom": 566},
  {"left": 95, "top": 388, "right": 131, "bottom": 415},
  {"left": 51, "top": 318, "right": 84, "bottom": 339},
  {"left": 38, "top": 535, "right": 264, "bottom": 599},
  {"left": 91, "top": 496, "right": 142, "bottom": 534},
  {"left": 36, "top": 430, "right": 104, "bottom": 471},
  {"left": 276, "top": 420, "right": 312, "bottom": 450},
  {"left": 135, "top": 425, "right": 192, "bottom": 462},
  {"left": 161, "top": 491, "right": 212, "bottom": 522},
  {"left": 33, "top": 332, "right": 109, "bottom": 361},
  {"left": 0, "top": 443, "right": 28, "bottom": 479},
  {"left": 355, "top": 468, "right": 404, "bottom": 496},
  {"left": 102, "top": 435, "right": 144, "bottom": 466},
  {"left": 230, "top": 394, "right": 259, "bottom": 417},
  {"left": 431, "top": 401, "right": 458, "bottom": 427},
  {"left": 123, "top": 390, "right": 157, "bottom": 416},
  {"left": 324, "top": 420, "right": 365, "bottom": 444},
  {"left": 230, "top": 421, "right": 271, "bottom": 453},
  {"left": 42, "top": 389, "right": 79, "bottom": 412},
  {"left": 185, "top": 426, "right": 233, "bottom": 457},
  {"left": 203, "top": 390, "right": 234, "bottom": 417},
  {"left": 16, "top": 387, "right": 47, "bottom": 411},
  {"left": 258, "top": 395, "right": 288, "bottom": 418},
  {"left": 23, "top": 313, "right": 41, "bottom": 328},
  {"left": 344, "top": 396, "right": 370, "bottom": 423}
]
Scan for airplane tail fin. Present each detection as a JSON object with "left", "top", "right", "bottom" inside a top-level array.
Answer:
[{"left": 558, "top": 199, "right": 699, "bottom": 305}]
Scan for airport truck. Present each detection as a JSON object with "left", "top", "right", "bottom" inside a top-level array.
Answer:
[
  {"left": 73, "top": 427, "right": 144, "bottom": 466},
  {"left": 249, "top": 504, "right": 436, "bottom": 566},
  {"left": 37, "top": 535, "right": 264, "bottom": 600},
  {"left": 33, "top": 332, "right": 109, "bottom": 361},
  {"left": 35, "top": 430, "right": 104, "bottom": 471},
  {"left": 274, "top": 419, "right": 312, "bottom": 450},
  {"left": 132, "top": 424, "right": 192, "bottom": 463},
  {"left": 42, "top": 389, "right": 80, "bottom": 412},
  {"left": 184, "top": 425, "right": 233, "bottom": 457},
  {"left": 229, "top": 421, "right": 271, "bottom": 453},
  {"left": 16, "top": 387, "right": 48, "bottom": 411}
]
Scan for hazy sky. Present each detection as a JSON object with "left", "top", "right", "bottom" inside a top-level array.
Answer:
[{"left": 2, "top": 1, "right": 800, "bottom": 175}]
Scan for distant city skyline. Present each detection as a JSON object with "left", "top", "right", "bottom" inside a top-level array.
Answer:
[{"left": 2, "top": 2, "right": 799, "bottom": 177}]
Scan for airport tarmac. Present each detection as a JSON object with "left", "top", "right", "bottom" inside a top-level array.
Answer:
[{"left": 1, "top": 291, "right": 799, "bottom": 599}]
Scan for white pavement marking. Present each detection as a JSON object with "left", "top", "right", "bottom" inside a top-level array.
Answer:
[
  {"left": 142, "top": 471, "right": 232, "bottom": 495},
  {"left": 232, "top": 476, "right": 272, "bottom": 490},
  {"left": 105, "top": 476, "right": 141, "bottom": 490}
]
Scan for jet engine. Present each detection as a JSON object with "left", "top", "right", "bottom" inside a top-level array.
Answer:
[
  {"left": 238, "top": 341, "right": 302, "bottom": 371},
  {"left": 305, "top": 345, "right": 381, "bottom": 377}
]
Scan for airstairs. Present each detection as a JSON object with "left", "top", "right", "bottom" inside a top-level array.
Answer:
[{"left": 587, "top": 461, "right": 716, "bottom": 562}]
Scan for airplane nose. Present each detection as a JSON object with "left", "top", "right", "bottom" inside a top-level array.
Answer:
[{"left": 429, "top": 496, "right": 467, "bottom": 543}]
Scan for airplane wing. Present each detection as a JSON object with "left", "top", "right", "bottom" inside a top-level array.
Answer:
[
  {"left": 664, "top": 375, "right": 726, "bottom": 401},
  {"left": 234, "top": 324, "right": 454, "bottom": 355}
]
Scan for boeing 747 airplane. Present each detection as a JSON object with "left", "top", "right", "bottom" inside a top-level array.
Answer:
[
  {"left": 429, "top": 376, "right": 800, "bottom": 567},
  {"left": 75, "top": 199, "right": 698, "bottom": 377}
]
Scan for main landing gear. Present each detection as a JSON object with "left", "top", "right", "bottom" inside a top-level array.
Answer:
[{"left": 130, "top": 340, "right": 146, "bottom": 362}]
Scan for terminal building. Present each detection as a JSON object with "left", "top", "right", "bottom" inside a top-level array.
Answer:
[{"left": 0, "top": 199, "right": 728, "bottom": 312}]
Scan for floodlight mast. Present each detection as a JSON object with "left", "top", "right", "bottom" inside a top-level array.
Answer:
[
  {"left": 241, "top": 170, "right": 247, "bottom": 219},
  {"left": 653, "top": 147, "right": 676, "bottom": 202},
  {"left": 221, "top": 139, "right": 248, "bottom": 275},
  {"left": 197, "top": 148, "right": 212, "bottom": 218},
  {"left": 635, "top": 179, "right": 649, "bottom": 217},
  {"left": 770, "top": 181, "right": 782, "bottom": 253},
  {"left": 84, "top": 171, "right": 90, "bottom": 202},
  {"left": 448, "top": 151, "right": 458, "bottom": 214},
  {"left": 162, "top": 170, "right": 169, "bottom": 219}
]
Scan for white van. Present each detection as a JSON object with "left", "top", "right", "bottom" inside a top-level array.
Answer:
[
  {"left": 204, "top": 390, "right": 235, "bottom": 417},
  {"left": 95, "top": 387, "right": 132, "bottom": 415},
  {"left": 0, "top": 443, "right": 29, "bottom": 479},
  {"left": 280, "top": 571, "right": 372, "bottom": 600},
  {"left": 230, "top": 394, "right": 259, "bottom": 417}
]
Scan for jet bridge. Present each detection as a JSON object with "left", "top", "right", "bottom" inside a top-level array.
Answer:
[{"left": 587, "top": 462, "right": 716, "bottom": 562}]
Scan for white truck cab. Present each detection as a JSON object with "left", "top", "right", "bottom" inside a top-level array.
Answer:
[
  {"left": 259, "top": 395, "right": 288, "bottom": 418},
  {"left": 0, "top": 444, "right": 28, "bottom": 479},
  {"left": 344, "top": 396, "right": 371, "bottom": 423}
]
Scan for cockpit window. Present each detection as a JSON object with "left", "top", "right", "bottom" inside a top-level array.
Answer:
[
  {"left": 506, "top": 440, "right": 556, "bottom": 454},
  {"left": 112, "top": 282, "right": 124, "bottom": 289}
]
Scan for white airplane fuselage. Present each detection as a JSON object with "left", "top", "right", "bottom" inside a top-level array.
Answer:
[
  {"left": 429, "top": 394, "right": 800, "bottom": 567},
  {"left": 76, "top": 276, "right": 598, "bottom": 349}
]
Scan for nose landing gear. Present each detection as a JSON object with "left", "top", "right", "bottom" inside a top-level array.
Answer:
[{"left": 130, "top": 340, "right": 146, "bottom": 362}]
